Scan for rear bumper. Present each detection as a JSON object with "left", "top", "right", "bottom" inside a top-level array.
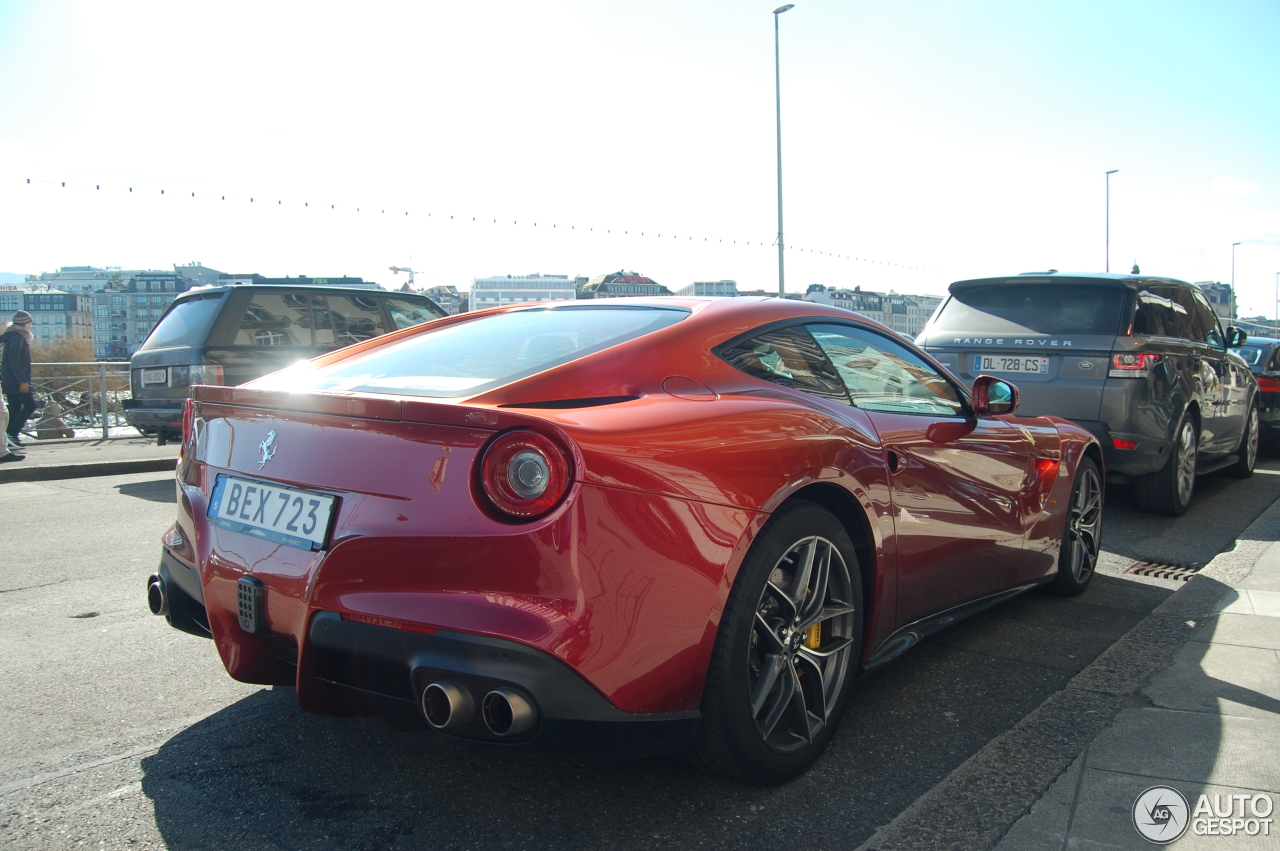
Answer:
[
  {"left": 305, "top": 611, "right": 700, "bottom": 760},
  {"left": 123, "top": 400, "right": 183, "bottom": 433},
  {"left": 1067, "top": 419, "right": 1169, "bottom": 478}
]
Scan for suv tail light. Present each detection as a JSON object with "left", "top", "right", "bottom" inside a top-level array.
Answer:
[
  {"left": 189, "top": 364, "right": 224, "bottom": 386},
  {"left": 1109, "top": 353, "right": 1160, "bottom": 378},
  {"left": 477, "top": 430, "right": 573, "bottom": 520},
  {"left": 1257, "top": 377, "right": 1280, "bottom": 393}
]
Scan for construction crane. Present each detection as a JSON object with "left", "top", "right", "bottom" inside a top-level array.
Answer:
[{"left": 389, "top": 265, "right": 417, "bottom": 289}]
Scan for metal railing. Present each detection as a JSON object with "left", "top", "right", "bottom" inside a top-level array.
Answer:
[{"left": 26, "top": 361, "right": 132, "bottom": 439}]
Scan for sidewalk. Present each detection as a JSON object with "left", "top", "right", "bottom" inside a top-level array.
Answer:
[
  {"left": 0, "top": 435, "right": 178, "bottom": 483},
  {"left": 859, "top": 497, "right": 1280, "bottom": 851},
  {"left": 996, "top": 524, "right": 1280, "bottom": 849}
]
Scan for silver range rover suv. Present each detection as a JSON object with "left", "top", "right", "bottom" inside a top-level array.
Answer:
[{"left": 917, "top": 272, "right": 1258, "bottom": 516}]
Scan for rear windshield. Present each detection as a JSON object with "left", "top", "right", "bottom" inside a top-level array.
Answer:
[
  {"left": 230, "top": 292, "right": 392, "bottom": 349},
  {"left": 251, "top": 305, "right": 689, "bottom": 398},
  {"left": 137, "top": 293, "right": 225, "bottom": 351},
  {"left": 929, "top": 284, "right": 1127, "bottom": 336}
]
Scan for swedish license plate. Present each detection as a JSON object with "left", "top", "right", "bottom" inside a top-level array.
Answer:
[
  {"left": 208, "top": 475, "right": 336, "bottom": 551},
  {"left": 973, "top": 355, "right": 1049, "bottom": 375},
  {"left": 141, "top": 368, "right": 168, "bottom": 387}
]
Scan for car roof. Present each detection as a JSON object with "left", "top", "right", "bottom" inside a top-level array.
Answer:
[
  {"left": 949, "top": 272, "right": 1194, "bottom": 293},
  {"left": 1240, "top": 336, "right": 1280, "bottom": 346},
  {"left": 174, "top": 284, "right": 415, "bottom": 300}
]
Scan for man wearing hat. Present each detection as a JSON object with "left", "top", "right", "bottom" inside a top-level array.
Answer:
[{"left": 1, "top": 310, "right": 35, "bottom": 450}]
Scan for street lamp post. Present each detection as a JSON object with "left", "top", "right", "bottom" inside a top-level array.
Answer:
[
  {"left": 1232, "top": 242, "right": 1242, "bottom": 291},
  {"left": 773, "top": 4, "right": 794, "bottom": 298},
  {"left": 1105, "top": 169, "right": 1119, "bottom": 273}
]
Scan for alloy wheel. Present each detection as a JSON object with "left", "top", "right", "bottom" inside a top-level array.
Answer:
[
  {"left": 1246, "top": 407, "right": 1259, "bottom": 471},
  {"left": 748, "top": 535, "right": 856, "bottom": 754},
  {"left": 1067, "top": 465, "right": 1103, "bottom": 583},
  {"left": 1176, "top": 420, "right": 1197, "bottom": 507}
]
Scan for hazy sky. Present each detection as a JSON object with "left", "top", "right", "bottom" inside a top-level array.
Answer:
[{"left": 1, "top": 1, "right": 1277, "bottom": 312}]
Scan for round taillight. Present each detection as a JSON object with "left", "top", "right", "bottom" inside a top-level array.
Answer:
[{"left": 479, "top": 430, "right": 572, "bottom": 519}]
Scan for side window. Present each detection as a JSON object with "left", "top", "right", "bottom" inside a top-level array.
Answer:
[
  {"left": 807, "top": 323, "right": 966, "bottom": 416},
  {"left": 1133, "top": 288, "right": 1194, "bottom": 339},
  {"left": 1189, "top": 290, "right": 1224, "bottom": 347},
  {"left": 718, "top": 325, "right": 849, "bottom": 403},
  {"left": 326, "top": 295, "right": 389, "bottom": 346},
  {"left": 232, "top": 294, "right": 310, "bottom": 347},
  {"left": 386, "top": 297, "right": 443, "bottom": 330}
]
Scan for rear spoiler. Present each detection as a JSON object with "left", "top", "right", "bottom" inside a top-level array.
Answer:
[{"left": 191, "top": 385, "right": 518, "bottom": 430}]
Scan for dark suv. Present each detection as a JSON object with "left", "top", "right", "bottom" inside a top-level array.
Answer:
[
  {"left": 124, "top": 285, "right": 446, "bottom": 441},
  {"left": 916, "top": 272, "right": 1257, "bottom": 515}
]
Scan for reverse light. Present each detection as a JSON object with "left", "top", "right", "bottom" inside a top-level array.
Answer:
[
  {"left": 1257, "top": 377, "right": 1280, "bottom": 393},
  {"left": 1113, "top": 438, "right": 1139, "bottom": 450},
  {"left": 1109, "top": 353, "right": 1160, "bottom": 378},
  {"left": 478, "top": 430, "right": 573, "bottom": 520}
]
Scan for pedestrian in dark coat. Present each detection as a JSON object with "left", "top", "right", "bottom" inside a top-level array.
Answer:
[{"left": 1, "top": 310, "right": 35, "bottom": 447}]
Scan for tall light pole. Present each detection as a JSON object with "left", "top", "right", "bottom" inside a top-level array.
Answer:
[
  {"left": 1232, "top": 242, "right": 1242, "bottom": 291},
  {"left": 1105, "top": 169, "right": 1119, "bottom": 272},
  {"left": 1274, "top": 270, "right": 1278, "bottom": 326},
  {"left": 773, "top": 4, "right": 794, "bottom": 298}
]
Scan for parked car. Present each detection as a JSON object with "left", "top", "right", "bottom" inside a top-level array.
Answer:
[
  {"left": 1231, "top": 335, "right": 1280, "bottom": 445},
  {"left": 916, "top": 272, "right": 1258, "bottom": 516},
  {"left": 148, "top": 296, "right": 1101, "bottom": 784},
  {"left": 123, "top": 285, "right": 446, "bottom": 441}
]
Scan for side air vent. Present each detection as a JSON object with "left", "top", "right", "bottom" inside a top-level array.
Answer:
[{"left": 501, "top": 396, "right": 641, "bottom": 409}]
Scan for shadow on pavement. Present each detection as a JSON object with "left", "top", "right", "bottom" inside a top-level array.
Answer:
[
  {"left": 137, "top": 570, "right": 1175, "bottom": 851},
  {"left": 115, "top": 479, "right": 177, "bottom": 503}
]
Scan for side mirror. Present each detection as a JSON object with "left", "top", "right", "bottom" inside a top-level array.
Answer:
[
  {"left": 972, "top": 375, "right": 1019, "bottom": 416},
  {"left": 1227, "top": 327, "right": 1247, "bottom": 348}
]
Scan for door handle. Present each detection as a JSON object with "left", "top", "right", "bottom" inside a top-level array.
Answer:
[{"left": 887, "top": 450, "right": 902, "bottom": 474}]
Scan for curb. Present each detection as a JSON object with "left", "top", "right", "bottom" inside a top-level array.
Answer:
[
  {"left": 0, "top": 458, "right": 177, "bottom": 484},
  {"left": 854, "top": 497, "right": 1280, "bottom": 851}
]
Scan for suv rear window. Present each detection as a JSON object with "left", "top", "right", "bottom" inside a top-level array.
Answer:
[
  {"left": 230, "top": 293, "right": 391, "bottom": 348},
  {"left": 252, "top": 305, "right": 688, "bottom": 398},
  {"left": 929, "top": 285, "right": 1127, "bottom": 336},
  {"left": 137, "top": 293, "right": 225, "bottom": 351}
]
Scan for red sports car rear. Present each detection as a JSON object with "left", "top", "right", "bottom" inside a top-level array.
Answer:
[{"left": 149, "top": 297, "right": 1102, "bottom": 783}]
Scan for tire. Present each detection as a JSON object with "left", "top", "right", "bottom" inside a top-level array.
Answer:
[
  {"left": 1225, "top": 403, "right": 1259, "bottom": 478},
  {"left": 684, "top": 501, "right": 864, "bottom": 784},
  {"left": 1046, "top": 457, "right": 1103, "bottom": 596},
  {"left": 1135, "top": 414, "right": 1198, "bottom": 516}
]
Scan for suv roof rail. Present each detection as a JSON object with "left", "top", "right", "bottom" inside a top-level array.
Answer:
[{"left": 1018, "top": 269, "right": 1059, "bottom": 275}]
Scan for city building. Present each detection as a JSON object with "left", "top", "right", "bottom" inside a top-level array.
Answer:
[
  {"left": 0, "top": 290, "right": 94, "bottom": 345},
  {"left": 92, "top": 272, "right": 197, "bottom": 359},
  {"left": 1196, "top": 281, "right": 1237, "bottom": 325},
  {"left": 577, "top": 270, "right": 673, "bottom": 299},
  {"left": 420, "top": 285, "right": 467, "bottom": 315},
  {"left": 469, "top": 274, "right": 578, "bottom": 311},
  {"left": 805, "top": 285, "right": 945, "bottom": 339},
  {"left": 676, "top": 280, "right": 738, "bottom": 297}
]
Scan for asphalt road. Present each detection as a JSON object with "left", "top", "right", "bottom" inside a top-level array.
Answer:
[{"left": 4, "top": 459, "right": 1280, "bottom": 850}]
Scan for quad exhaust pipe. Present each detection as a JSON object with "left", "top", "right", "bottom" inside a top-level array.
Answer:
[
  {"left": 420, "top": 680, "right": 537, "bottom": 737},
  {"left": 482, "top": 687, "right": 536, "bottom": 737},
  {"left": 421, "top": 680, "right": 474, "bottom": 730},
  {"left": 147, "top": 574, "right": 169, "bottom": 617}
]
